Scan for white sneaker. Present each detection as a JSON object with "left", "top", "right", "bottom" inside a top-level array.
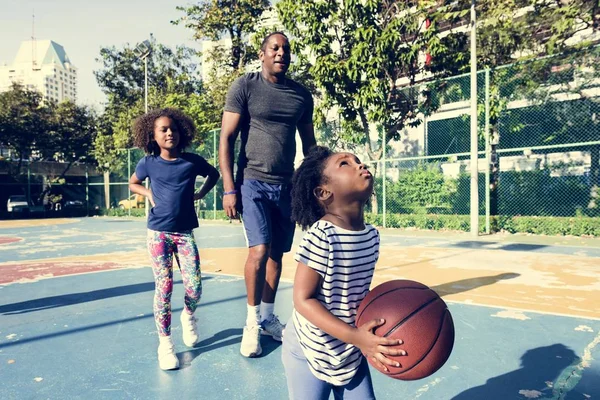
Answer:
[
  {"left": 261, "top": 314, "right": 285, "bottom": 342},
  {"left": 180, "top": 312, "right": 199, "bottom": 347},
  {"left": 157, "top": 337, "right": 179, "bottom": 370},
  {"left": 240, "top": 325, "right": 262, "bottom": 358}
]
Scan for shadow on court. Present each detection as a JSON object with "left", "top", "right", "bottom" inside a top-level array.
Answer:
[
  {"left": 0, "top": 277, "right": 212, "bottom": 315},
  {"left": 432, "top": 273, "right": 520, "bottom": 297},
  {"left": 451, "top": 344, "right": 582, "bottom": 400},
  {"left": 178, "top": 328, "right": 283, "bottom": 368},
  {"left": 449, "top": 241, "right": 548, "bottom": 252}
]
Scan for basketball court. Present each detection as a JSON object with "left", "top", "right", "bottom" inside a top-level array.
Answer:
[{"left": 1, "top": 218, "right": 599, "bottom": 399}]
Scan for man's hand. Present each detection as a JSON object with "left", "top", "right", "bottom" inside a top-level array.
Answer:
[{"left": 223, "top": 193, "right": 238, "bottom": 219}]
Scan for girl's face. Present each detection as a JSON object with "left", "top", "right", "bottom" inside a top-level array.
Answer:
[
  {"left": 152, "top": 116, "right": 180, "bottom": 151},
  {"left": 320, "top": 152, "right": 373, "bottom": 202}
]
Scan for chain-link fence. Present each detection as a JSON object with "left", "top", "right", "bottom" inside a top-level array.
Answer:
[
  {"left": 2, "top": 48, "right": 599, "bottom": 235},
  {"left": 374, "top": 47, "right": 600, "bottom": 236}
]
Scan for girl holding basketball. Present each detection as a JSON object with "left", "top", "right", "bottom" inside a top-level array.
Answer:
[
  {"left": 283, "top": 146, "right": 406, "bottom": 399},
  {"left": 129, "top": 108, "right": 219, "bottom": 370}
]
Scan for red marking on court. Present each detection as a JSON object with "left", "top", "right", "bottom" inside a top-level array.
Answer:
[
  {"left": 0, "top": 261, "right": 130, "bottom": 285},
  {"left": 0, "top": 237, "right": 22, "bottom": 245}
]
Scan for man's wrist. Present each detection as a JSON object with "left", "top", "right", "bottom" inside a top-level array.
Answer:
[{"left": 223, "top": 189, "right": 238, "bottom": 196}]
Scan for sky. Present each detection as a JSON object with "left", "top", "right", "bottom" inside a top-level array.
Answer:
[{"left": 0, "top": 0, "right": 204, "bottom": 108}]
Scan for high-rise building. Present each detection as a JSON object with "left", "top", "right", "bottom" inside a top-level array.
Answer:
[{"left": 0, "top": 40, "right": 78, "bottom": 103}]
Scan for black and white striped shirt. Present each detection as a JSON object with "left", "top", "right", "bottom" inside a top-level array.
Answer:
[{"left": 293, "top": 220, "right": 380, "bottom": 386}]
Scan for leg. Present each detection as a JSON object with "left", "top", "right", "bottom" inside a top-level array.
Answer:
[
  {"left": 332, "top": 357, "right": 375, "bottom": 400},
  {"left": 174, "top": 232, "right": 202, "bottom": 314},
  {"left": 239, "top": 180, "right": 273, "bottom": 357},
  {"left": 245, "top": 244, "right": 270, "bottom": 306},
  {"left": 240, "top": 180, "right": 273, "bottom": 307},
  {"left": 260, "top": 183, "right": 295, "bottom": 337},
  {"left": 264, "top": 182, "right": 295, "bottom": 305},
  {"left": 147, "top": 230, "right": 175, "bottom": 337},
  {"left": 147, "top": 230, "right": 179, "bottom": 370},
  {"left": 282, "top": 321, "right": 332, "bottom": 400},
  {"left": 262, "top": 251, "right": 283, "bottom": 304},
  {"left": 174, "top": 232, "right": 202, "bottom": 347}
]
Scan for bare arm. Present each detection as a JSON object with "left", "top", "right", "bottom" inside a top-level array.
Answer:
[
  {"left": 297, "top": 123, "right": 317, "bottom": 156},
  {"left": 293, "top": 262, "right": 405, "bottom": 372},
  {"left": 194, "top": 165, "right": 220, "bottom": 201},
  {"left": 129, "top": 173, "right": 155, "bottom": 207},
  {"left": 218, "top": 111, "right": 242, "bottom": 218}
]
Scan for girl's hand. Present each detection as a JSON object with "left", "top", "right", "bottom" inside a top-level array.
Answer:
[
  {"left": 148, "top": 192, "right": 155, "bottom": 207},
  {"left": 352, "top": 318, "right": 406, "bottom": 373}
]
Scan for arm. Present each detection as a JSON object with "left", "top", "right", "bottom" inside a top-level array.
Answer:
[
  {"left": 218, "top": 111, "right": 242, "bottom": 218},
  {"left": 129, "top": 173, "right": 155, "bottom": 207},
  {"left": 194, "top": 165, "right": 220, "bottom": 201},
  {"left": 293, "top": 262, "right": 405, "bottom": 372},
  {"left": 297, "top": 122, "right": 317, "bottom": 157}
]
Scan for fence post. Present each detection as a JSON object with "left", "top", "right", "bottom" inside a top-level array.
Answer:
[
  {"left": 469, "top": 0, "right": 479, "bottom": 237},
  {"left": 382, "top": 129, "right": 387, "bottom": 228},
  {"left": 485, "top": 69, "right": 491, "bottom": 234},
  {"left": 85, "top": 166, "right": 89, "bottom": 216},
  {"left": 27, "top": 161, "right": 31, "bottom": 206},
  {"left": 213, "top": 128, "right": 217, "bottom": 220},
  {"left": 127, "top": 149, "right": 131, "bottom": 217}
]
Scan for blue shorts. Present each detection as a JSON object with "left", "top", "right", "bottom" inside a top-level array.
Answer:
[
  {"left": 281, "top": 319, "right": 375, "bottom": 400},
  {"left": 240, "top": 179, "right": 295, "bottom": 256}
]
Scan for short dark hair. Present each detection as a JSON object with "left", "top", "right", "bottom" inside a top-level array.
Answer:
[
  {"left": 291, "top": 146, "right": 334, "bottom": 230},
  {"left": 260, "top": 31, "right": 289, "bottom": 51},
  {"left": 132, "top": 108, "right": 196, "bottom": 155}
]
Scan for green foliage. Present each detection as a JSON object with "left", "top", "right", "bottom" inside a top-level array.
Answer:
[
  {"left": 94, "top": 37, "right": 201, "bottom": 104},
  {"left": 99, "top": 208, "right": 146, "bottom": 217},
  {"left": 0, "top": 83, "right": 53, "bottom": 175},
  {"left": 174, "top": 0, "right": 269, "bottom": 70},
  {"left": 276, "top": 0, "right": 445, "bottom": 154},
  {"left": 93, "top": 37, "right": 210, "bottom": 172},
  {"left": 0, "top": 83, "right": 97, "bottom": 182},
  {"left": 374, "top": 164, "right": 457, "bottom": 214},
  {"left": 365, "top": 212, "right": 600, "bottom": 237}
]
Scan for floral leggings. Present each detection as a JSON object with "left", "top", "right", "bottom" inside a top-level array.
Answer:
[{"left": 147, "top": 230, "right": 202, "bottom": 337}]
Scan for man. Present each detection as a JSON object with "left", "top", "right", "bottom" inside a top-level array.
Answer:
[{"left": 219, "top": 32, "right": 316, "bottom": 357}]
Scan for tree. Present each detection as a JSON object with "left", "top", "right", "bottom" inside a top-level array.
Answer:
[
  {"left": 94, "top": 36, "right": 201, "bottom": 106},
  {"left": 174, "top": 0, "right": 270, "bottom": 71},
  {"left": 0, "top": 83, "right": 53, "bottom": 176},
  {"left": 277, "top": 0, "right": 599, "bottom": 214},
  {"left": 174, "top": 0, "right": 274, "bottom": 135},
  {"left": 93, "top": 38, "right": 205, "bottom": 173},
  {"left": 277, "top": 0, "right": 452, "bottom": 212},
  {"left": 31, "top": 101, "right": 97, "bottom": 207}
]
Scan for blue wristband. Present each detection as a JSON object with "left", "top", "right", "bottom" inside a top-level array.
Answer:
[{"left": 223, "top": 190, "right": 238, "bottom": 196}]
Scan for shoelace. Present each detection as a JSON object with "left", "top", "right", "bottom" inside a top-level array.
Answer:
[{"left": 184, "top": 316, "right": 197, "bottom": 333}]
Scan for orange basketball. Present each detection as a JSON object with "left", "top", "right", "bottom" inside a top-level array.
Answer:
[{"left": 356, "top": 280, "right": 455, "bottom": 380}]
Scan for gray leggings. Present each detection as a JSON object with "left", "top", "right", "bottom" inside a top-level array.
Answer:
[{"left": 281, "top": 321, "right": 376, "bottom": 400}]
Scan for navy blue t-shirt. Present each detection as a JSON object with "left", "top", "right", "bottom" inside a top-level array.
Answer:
[{"left": 135, "top": 153, "right": 213, "bottom": 232}]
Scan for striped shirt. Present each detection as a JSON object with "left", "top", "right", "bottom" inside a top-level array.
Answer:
[{"left": 292, "top": 220, "right": 380, "bottom": 386}]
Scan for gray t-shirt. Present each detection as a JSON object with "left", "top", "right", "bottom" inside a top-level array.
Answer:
[{"left": 224, "top": 72, "right": 313, "bottom": 184}]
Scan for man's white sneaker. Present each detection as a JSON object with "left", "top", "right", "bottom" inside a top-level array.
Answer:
[
  {"left": 261, "top": 314, "right": 285, "bottom": 342},
  {"left": 240, "top": 325, "right": 262, "bottom": 358},
  {"left": 180, "top": 312, "right": 199, "bottom": 347},
  {"left": 157, "top": 337, "right": 179, "bottom": 370}
]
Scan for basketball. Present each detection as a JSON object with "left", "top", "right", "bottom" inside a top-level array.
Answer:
[{"left": 356, "top": 279, "right": 455, "bottom": 380}]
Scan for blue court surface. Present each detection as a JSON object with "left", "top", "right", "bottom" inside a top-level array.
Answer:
[{"left": 0, "top": 218, "right": 599, "bottom": 399}]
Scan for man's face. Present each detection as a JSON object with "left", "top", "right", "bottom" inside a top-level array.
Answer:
[{"left": 260, "top": 34, "right": 291, "bottom": 76}]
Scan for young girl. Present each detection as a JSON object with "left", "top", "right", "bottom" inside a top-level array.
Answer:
[
  {"left": 129, "top": 108, "right": 219, "bottom": 370},
  {"left": 283, "top": 146, "right": 406, "bottom": 399}
]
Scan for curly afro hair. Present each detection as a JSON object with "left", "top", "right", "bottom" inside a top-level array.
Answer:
[
  {"left": 291, "top": 146, "right": 334, "bottom": 230},
  {"left": 132, "top": 108, "right": 196, "bottom": 155}
]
